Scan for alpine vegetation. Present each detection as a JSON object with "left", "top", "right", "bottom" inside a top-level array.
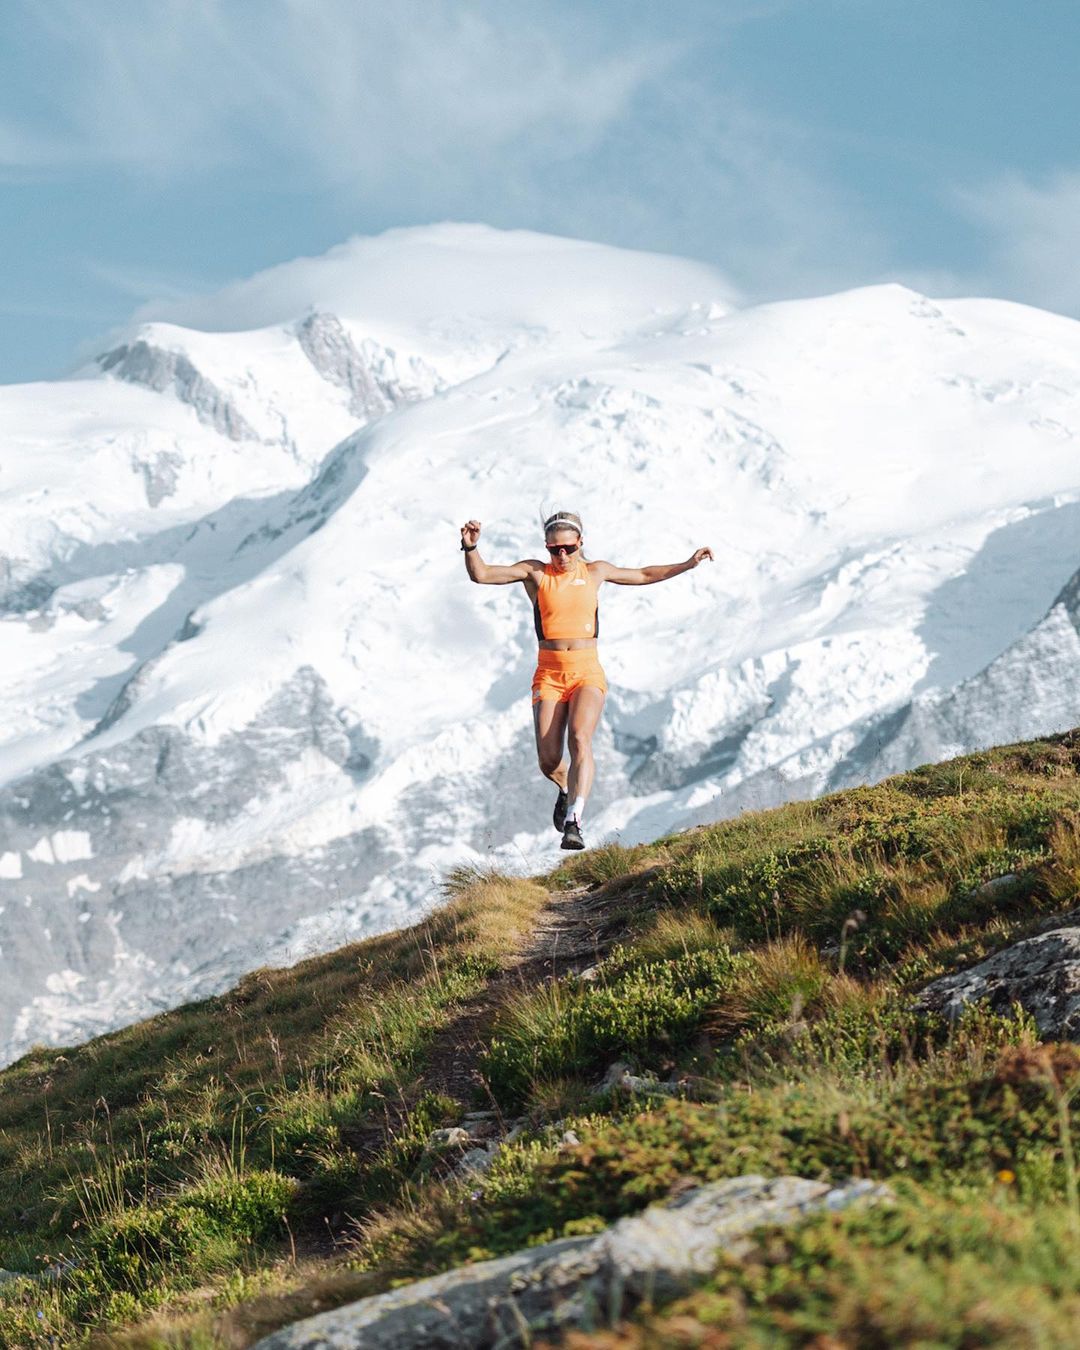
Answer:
[{"left": 2, "top": 732, "right": 1080, "bottom": 1345}]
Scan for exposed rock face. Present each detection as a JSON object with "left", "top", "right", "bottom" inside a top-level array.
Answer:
[
  {"left": 136, "top": 449, "right": 185, "bottom": 507},
  {"left": 916, "top": 926, "right": 1080, "bottom": 1039},
  {"left": 98, "top": 341, "right": 259, "bottom": 442},
  {"left": 0, "top": 667, "right": 389, "bottom": 1067},
  {"left": 829, "top": 562, "right": 1080, "bottom": 794},
  {"left": 296, "top": 313, "right": 431, "bottom": 418},
  {"left": 1057, "top": 566, "right": 1080, "bottom": 621},
  {"left": 0, "top": 559, "right": 54, "bottom": 613},
  {"left": 253, "top": 1175, "right": 889, "bottom": 1349}
]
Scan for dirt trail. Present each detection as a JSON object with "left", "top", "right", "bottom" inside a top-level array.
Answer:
[
  {"left": 338, "top": 878, "right": 635, "bottom": 1169},
  {"left": 421, "top": 882, "right": 628, "bottom": 1107}
]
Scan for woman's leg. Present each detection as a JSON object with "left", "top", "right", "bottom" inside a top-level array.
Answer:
[
  {"left": 533, "top": 698, "right": 569, "bottom": 788},
  {"left": 566, "top": 686, "right": 605, "bottom": 814}
]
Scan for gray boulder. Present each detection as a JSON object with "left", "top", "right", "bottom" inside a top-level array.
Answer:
[
  {"left": 916, "top": 926, "right": 1080, "bottom": 1039},
  {"left": 253, "top": 1174, "right": 889, "bottom": 1349}
]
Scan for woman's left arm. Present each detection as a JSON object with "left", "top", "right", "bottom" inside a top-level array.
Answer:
[{"left": 592, "top": 548, "right": 713, "bottom": 585}]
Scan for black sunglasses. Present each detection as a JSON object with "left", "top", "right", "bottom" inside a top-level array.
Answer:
[{"left": 546, "top": 542, "right": 580, "bottom": 555}]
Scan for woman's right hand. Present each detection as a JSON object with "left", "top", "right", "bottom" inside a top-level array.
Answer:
[{"left": 461, "top": 520, "right": 481, "bottom": 549}]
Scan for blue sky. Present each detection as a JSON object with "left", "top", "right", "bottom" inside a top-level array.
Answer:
[{"left": 2, "top": 0, "right": 1078, "bottom": 383}]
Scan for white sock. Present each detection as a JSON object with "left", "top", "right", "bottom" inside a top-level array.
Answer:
[{"left": 569, "top": 796, "right": 586, "bottom": 824}]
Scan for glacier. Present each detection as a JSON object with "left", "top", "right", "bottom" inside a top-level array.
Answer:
[{"left": 1, "top": 222, "right": 1079, "bottom": 1067}]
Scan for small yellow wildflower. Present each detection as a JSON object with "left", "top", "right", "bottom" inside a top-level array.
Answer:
[{"left": 996, "top": 1169, "right": 1016, "bottom": 1184}]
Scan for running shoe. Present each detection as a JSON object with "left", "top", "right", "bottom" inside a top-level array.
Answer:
[
  {"left": 561, "top": 818, "right": 585, "bottom": 850},
  {"left": 553, "top": 788, "right": 569, "bottom": 832}
]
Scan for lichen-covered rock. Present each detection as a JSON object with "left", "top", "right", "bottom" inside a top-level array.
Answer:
[
  {"left": 916, "top": 927, "right": 1080, "bottom": 1038},
  {"left": 972, "top": 873, "right": 1018, "bottom": 900},
  {"left": 253, "top": 1175, "right": 890, "bottom": 1349}
]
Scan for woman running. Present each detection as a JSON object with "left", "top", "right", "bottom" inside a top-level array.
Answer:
[{"left": 461, "top": 510, "right": 713, "bottom": 850}]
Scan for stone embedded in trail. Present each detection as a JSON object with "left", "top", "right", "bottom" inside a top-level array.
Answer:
[
  {"left": 597, "top": 1060, "right": 682, "bottom": 1097},
  {"left": 915, "top": 926, "right": 1080, "bottom": 1039},
  {"left": 453, "top": 1147, "right": 498, "bottom": 1178},
  {"left": 252, "top": 1175, "right": 890, "bottom": 1349},
  {"left": 424, "top": 1127, "right": 471, "bottom": 1151}
]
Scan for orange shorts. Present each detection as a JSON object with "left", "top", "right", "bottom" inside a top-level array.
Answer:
[{"left": 531, "top": 648, "right": 608, "bottom": 704}]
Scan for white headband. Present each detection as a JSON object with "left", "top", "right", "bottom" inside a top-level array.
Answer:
[{"left": 545, "top": 518, "right": 581, "bottom": 534}]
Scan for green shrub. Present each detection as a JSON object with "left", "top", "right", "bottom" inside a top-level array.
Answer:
[
  {"left": 484, "top": 947, "right": 748, "bottom": 1105},
  {"left": 646, "top": 780, "right": 1080, "bottom": 967},
  {"left": 360, "top": 1046, "right": 1079, "bottom": 1285},
  {"left": 80, "top": 1202, "right": 212, "bottom": 1289},
  {"left": 729, "top": 996, "right": 1039, "bottom": 1080},
  {"left": 599, "top": 1191, "right": 1080, "bottom": 1348},
  {"left": 178, "top": 1168, "right": 296, "bottom": 1243},
  {"left": 16, "top": 1168, "right": 298, "bottom": 1338}
]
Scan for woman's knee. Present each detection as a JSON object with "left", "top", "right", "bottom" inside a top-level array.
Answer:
[
  {"left": 567, "top": 730, "right": 593, "bottom": 760},
  {"left": 537, "top": 749, "right": 562, "bottom": 776}
]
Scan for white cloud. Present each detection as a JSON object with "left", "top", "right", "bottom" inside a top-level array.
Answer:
[
  {"left": 20, "top": 0, "right": 669, "bottom": 187},
  {"left": 955, "top": 171, "right": 1080, "bottom": 316},
  {"left": 495, "top": 81, "right": 891, "bottom": 304},
  {"left": 4, "top": 0, "right": 891, "bottom": 313}
]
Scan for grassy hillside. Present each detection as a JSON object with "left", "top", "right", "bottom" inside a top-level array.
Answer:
[{"left": 3, "top": 733, "right": 1080, "bottom": 1347}]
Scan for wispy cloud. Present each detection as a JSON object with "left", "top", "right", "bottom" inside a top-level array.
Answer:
[
  {"left": 4, "top": 0, "right": 872, "bottom": 304},
  {"left": 15, "top": 0, "right": 669, "bottom": 185},
  {"left": 0, "top": 0, "right": 909, "bottom": 317},
  {"left": 954, "top": 170, "right": 1080, "bottom": 317},
  {"left": 83, "top": 258, "right": 215, "bottom": 303}
]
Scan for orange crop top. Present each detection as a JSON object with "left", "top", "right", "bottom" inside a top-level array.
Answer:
[{"left": 533, "top": 558, "right": 600, "bottom": 641}]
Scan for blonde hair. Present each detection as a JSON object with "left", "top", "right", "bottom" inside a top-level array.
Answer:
[{"left": 543, "top": 510, "right": 583, "bottom": 538}]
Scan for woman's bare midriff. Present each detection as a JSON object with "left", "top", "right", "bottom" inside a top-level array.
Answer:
[{"left": 538, "top": 638, "right": 598, "bottom": 651}]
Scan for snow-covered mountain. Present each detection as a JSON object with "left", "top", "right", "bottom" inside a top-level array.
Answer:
[{"left": 2, "top": 223, "right": 1079, "bottom": 1066}]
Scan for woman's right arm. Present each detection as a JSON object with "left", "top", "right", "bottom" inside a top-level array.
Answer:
[{"left": 460, "top": 520, "right": 537, "bottom": 584}]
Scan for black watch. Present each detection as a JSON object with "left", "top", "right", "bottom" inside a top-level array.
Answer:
[{"left": 461, "top": 540, "right": 477, "bottom": 552}]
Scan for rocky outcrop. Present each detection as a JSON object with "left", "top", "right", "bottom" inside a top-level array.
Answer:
[
  {"left": 98, "top": 341, "right": 259, "bottom": 442},
  {"left": 0, "top": 667, "right": 386, "bottom": 1068},
  {"left": 916, "top": 925, "right": 1080, "bottom": 1039},
  {"left": 254, "top": 1175, "right": 889, "bottom": 1349},
  {"left": 829, "top": 561, "right": 1080, "bottom": 795},
  {"left": 1053, "top": 563, "right": 1080, "bottom": 629},
  {"left": 296, "top": 313, "right": 432, "bottom": 419},
  {"left": 136, "top": 448, "right": 185, "bottom": 507}
]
